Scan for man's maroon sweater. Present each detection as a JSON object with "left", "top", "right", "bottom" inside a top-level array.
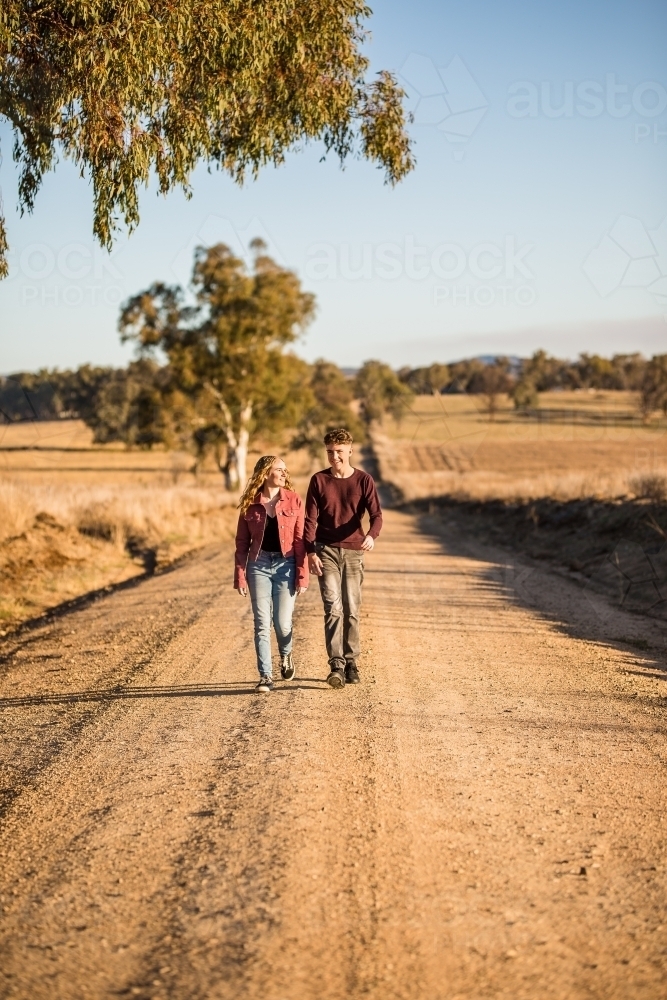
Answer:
[{"left": 304, "top": 468, "right": 383, "bottom": 552}]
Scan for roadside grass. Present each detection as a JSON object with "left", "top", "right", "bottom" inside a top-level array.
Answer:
[
  {"left": 0, "top": 479, "right": 241, "bottom": 629},
  {"left": 0, "top": 419, "right": 314, "bottom": 629}
]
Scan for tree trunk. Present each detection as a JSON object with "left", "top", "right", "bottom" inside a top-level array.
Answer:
[
  {"left": 235, "top": 404, "right": 252, "bottom": 487},
  {"left": 219, "top": 400, "right": 252, "bottom": 490},
  {"left": 203, "top": 383, "right": 253, "bottom": 491},
  {"left": 221, "top": 419, "right": 240, "bottom": 491}
]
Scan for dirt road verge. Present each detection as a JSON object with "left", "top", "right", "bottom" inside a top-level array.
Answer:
[{"left": 401, "top": 495, "right": 667, "bottom": 627}]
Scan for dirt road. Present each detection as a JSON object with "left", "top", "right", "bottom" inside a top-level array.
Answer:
[{"left": 1, "top": 510, "right": 666, "bottom": 1000}]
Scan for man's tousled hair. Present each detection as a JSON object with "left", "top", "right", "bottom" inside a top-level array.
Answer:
[{"left": 323, "top": 427, "right": 353, "bottom": 446}]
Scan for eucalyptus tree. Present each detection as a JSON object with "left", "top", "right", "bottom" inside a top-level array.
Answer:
[
  {"left": 355, "top": 359, "right": 413, "bottom": 425},
  {"left": 639, "top": 355, "right": 667, "bottom": 423},
  {"left": 119, "top": 240, "right": 315, "bottom": 487},
  {"left": 293, "top": 359, "right": 363, "bottom": 455},
  {"left": 0, "top": 1, "right": 414, "bottom": 277}
]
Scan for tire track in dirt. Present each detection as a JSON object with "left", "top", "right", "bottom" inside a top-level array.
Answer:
[{"left": 0, "top": 511, "right": 665, "bottom": 1000}]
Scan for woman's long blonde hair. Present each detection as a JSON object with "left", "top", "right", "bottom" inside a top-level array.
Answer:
[{"left": 238, "top": 456, "right": 294, "bottom": 515}]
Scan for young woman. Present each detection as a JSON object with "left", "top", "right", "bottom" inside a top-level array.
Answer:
[{"left": 234, "top": 456, "right": 308, "bottom": 692}]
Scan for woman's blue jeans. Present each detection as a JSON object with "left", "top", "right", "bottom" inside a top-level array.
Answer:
[{"left": 247, "top": 552, "right": 296, "bottom": 678}]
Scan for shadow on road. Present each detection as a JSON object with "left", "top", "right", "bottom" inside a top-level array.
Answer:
[
  {"left": 0, "top": 678, "right": 328, "bottom": 709},
  {"left": 412, "top": 508, "right": 667, "bottom": 691}
]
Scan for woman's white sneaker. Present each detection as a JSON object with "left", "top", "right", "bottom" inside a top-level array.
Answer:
[{"left": 280, "top": 652, "right": 295, "bottom": 680}]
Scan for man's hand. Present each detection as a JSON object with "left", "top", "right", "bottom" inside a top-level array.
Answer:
[
  {"left": 308, "top": 552, "right": 323, "bottom": 576},
  {"left": 236, "top": 586, "right": 247, "bottom": 597},
  {"left": 296, "top": 586, "right": 308, "bottom": 596},
  {"left": 361, "top": 534, "right": 375, "bottom": 552}
]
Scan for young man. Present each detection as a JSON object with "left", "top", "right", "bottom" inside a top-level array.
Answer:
[{"left": 305, "top": 427, "right": 383, "bottom": 688}]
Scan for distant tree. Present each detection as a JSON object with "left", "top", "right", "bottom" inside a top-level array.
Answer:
[
  {"left": 0, "top": 366, "right": 117, "bottom": 425},
  {"left": 0, "top": 1, "right": 414, "bottom": 278},
  {"left": 0, "top": 371, "right": 59, "bottom": 422},
  {"left": 511, "top": 378, "right": 539, "bottom": 412},
  {"left": 293, "top": 360, "right": 362, "bottom": 455},
  {"left": 59, "top": 365, "right": 118, "bottom": 425},
  {"left": 447, "top": 358, "right": 486, "bottom": 392},
  {"left": 639, "top": 355, "right": 667, "bottom": 423},
  {"left": 576, "top": 354, "right": 623, "bottom": 390},
  {"left": 521, "top": 350, "right": 575, "bottom": 391},
  {"left": 398, "top": 363, "right": 450, "bottom": 395},
  {"left": 119, "top": 241, "right": 315, "bottom": 487},
  {"left": 468, "top": 358, "right": 513, "bottom": 421},
  {"left": 354, "top": 360, "right": 413, "bottom": 425},
  {"left": 87, "top": 360, "right": 170, "bottom": 447},
  {"left": 611, "top": 353, "right": 646, "bottom": 391}
]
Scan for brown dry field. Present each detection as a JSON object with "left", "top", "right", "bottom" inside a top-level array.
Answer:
[
  {"left": 0, "top": 420, "right": 313, "bottom": 489},
  {"left": 375, "top": 391, "right": 667, "bottom": 502},
  {"left": 0, "top": 509, "right": 665, "bottom": 1000}
]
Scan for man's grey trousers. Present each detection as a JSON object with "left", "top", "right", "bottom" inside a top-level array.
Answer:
[{"left": 316, "top": 544, "right": 364, "bottom": 670}]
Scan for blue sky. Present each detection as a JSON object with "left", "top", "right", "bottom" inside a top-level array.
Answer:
[{"left": 1, "top": 0, "right": 666, "bottom": 372}]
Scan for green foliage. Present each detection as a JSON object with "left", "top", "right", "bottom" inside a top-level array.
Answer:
[
  {"left": 119, "top": 240, "right": 316, "bottom": 484},
  {"left": 639, "top": 355, "right": 667, "bottom": 422},
  {"left": 447, "top": 357, "right": 487, "bottom": 392},
  {"left": 0, "top": 1, "right": 414, "bottom": 277},
  {"left": 0, "top": 365, "right": 113, "bottom": 424},
  {"left": 0, "top": 362, "right": 170, "bottom": 445},
  {"left": 88, "top": 359, "right": 169, "bottom": 446},
  {"left": 398, "top": 363, "right": 450, "bottom": 394},
  {"left": 355, "top": 359, "right": 413, "bottom": 424},
  {"left": 576, "top": 353, "right": 620, "bottom": 390},
  {"left": 520, "top": 350, "right": 648, "bottom": 392},
  {"left": 468, "top": 358, "right": 513, "bottom": 420},
  {"left": 293, "top": 359, "right": 363, "bottom": 454},
  {"left": 511, "top": 378, "right": 538, "bottom": 412},
  {"left": 522, "top": 350, "right": 572, "bottom": 391}
]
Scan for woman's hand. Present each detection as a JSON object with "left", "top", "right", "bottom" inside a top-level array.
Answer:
[
  {"left": 296, "top": 586, "right": 308, "bottom": 596},
  {"left": 236, "top": 586, "right": 247, "bottom": 597}
]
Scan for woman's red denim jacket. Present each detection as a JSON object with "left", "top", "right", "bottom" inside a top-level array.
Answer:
[{"left": 234, "top": 488, "right": 308, "bottom": 590}]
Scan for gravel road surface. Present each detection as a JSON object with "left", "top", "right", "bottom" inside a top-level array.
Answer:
[{"left": 0, "top": 510, "right": 665, "bottom": 999}]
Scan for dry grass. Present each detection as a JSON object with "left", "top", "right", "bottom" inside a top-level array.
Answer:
[
  {"left": 376, "top": 391, "right": 667, "bottom": 503},
  {"left": 0, "top": 418, "right": 321, "bottom": 630},
  {"left": 0, "top": 480, "right": 239, "bottom": 628},
  {"left": 0, "top": 479, "right": 236, "bottom": 547},
  {"left": 628, "top": 473, "right": 667, "bottom": 503},
  {"left": 0, "top": 421, "right": 227, "bottom": 628}
]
